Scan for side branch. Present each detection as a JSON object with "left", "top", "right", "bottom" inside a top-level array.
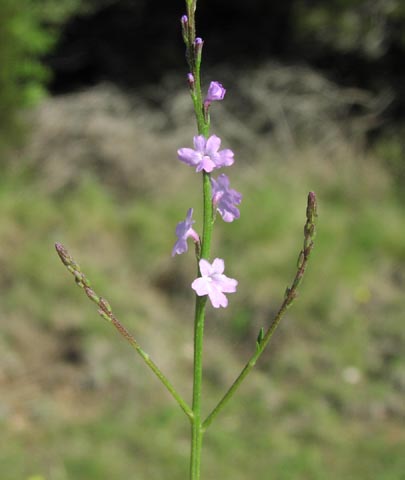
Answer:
[
  {"left": 55, "top": 243, "right": 193, "bottom": 421},
  {"left": 202, "top": 192, "right": 317, "bottom": 430}
]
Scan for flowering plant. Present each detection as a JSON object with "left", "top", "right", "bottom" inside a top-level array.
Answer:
[{"left": 55, "top": 1, "right": 317, "bottom": 478}]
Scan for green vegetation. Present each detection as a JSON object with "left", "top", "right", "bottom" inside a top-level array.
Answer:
[
  {"left": 0, "top": 0, "right": 94, "bottom": 152},
  {"left": 1, "top": 140, "right": 404, "bottom": 479},
  {"left": 0, "top": 0, "right": 51, "bottom": 150}
]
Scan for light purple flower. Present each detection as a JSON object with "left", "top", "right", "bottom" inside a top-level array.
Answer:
[
  {"left": 177, "top": 135, "right": 234, "bottom": 173},
  {"left": 172, "top": 208, "right": 199, "bottom": 257},
  {"left": 191, "top": 258, "right": 238, "bottom": 308},
  {"left": 205, "top": 81, "right": 226, "bottom": 104},
  {"left": 211, "top": 174, "right": 242, "bottom": 222}
]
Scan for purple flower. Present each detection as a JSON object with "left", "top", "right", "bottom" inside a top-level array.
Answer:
[
  {"left": 211, "top": 174, "right": 242, "bottom": 222},
  {"left": 205, "top": 81, "right": 226, "bottom": 104},
  {"left": 192, "top": 258, "right": 238, "bottom": 308},
  {"left": 172, "top": 208, "right": 199, "bottom": 257},
  {"left": 177, "top": 135, "right": 234, "bottom": 173}
]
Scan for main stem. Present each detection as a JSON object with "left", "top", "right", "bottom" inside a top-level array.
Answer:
[
  {"left": 186, "top": 2, "right": 212, "bottom": 478},
  {"left": 190, "top": 170, "right": 213, "bottom": 480},
  {"left": 190, "top": 294, "right": 207, "bottom": 479}
]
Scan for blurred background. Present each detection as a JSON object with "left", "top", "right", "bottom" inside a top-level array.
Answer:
[{"left": 1, "top": 1, "right": 405, "bottom": 479}]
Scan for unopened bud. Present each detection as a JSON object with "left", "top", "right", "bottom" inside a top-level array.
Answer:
[
  {"left": 187, "top": 73, "right": 195, "bottom": 89},
  {"left": 55, "top": 242, "right": 72, "bottom": 266},
  {"left": 85, "top": 287, "right": 99, "bottom": 304},
  {"left": 194, "top": 37, "right": 204, "bottom": 59},
  {"left": 181, "top": 15, "right": 188, "bottom": 43},
  {"left": 307, "top": 191, "right": 317, "bottom": 222},
  {"left": 98, "top": 309, "right": 111, "bottom": 322}
]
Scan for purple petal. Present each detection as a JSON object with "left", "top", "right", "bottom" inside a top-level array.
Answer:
[
  {"left": 220, "top": 207, "right": 240, "bottom": 222},
  {"left": 175, "top": 221, "right": 187, "bottom": 237},
  {"left": 197, "top": 156, "right": 216, "bottom": 173},
  {"left": 191, "top": 277, "right": 209, "bottom": 296},
  {"left": 199, "top": 259, "right": 212, "bottom": 277},
  {"left": 211, "top": 258, "right": 225, "bottom": 274},
  {"left": 216, "top": 173, "right": 230, "bottom": 188},
  {"left": 193, "top": 135, "right": 206, "bottom": 153},
  {"left": 208, "top": 288, "right": 228, "bottom": 308},
  {"left": 214, "top": 275, "right": 238, "bottom": 293},
  {"left": 205, "top": 135, "right": 221, "bottom": 156},
  {"left": 216, "top": 149, "right": 234, "bottom": 167},
  {"left": 172, "top": 238, "right": 188, "bottom": 257},
  {"left": 186, "top": 208, "right": 194, "bottom": 224},
  {"left": 205, "top": 81, "right": 226, "bottom": 103},
  {"left": 178, "top": 147, "right": 200, "bottom": 166}
]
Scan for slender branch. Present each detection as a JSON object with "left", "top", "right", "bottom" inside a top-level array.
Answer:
[
  {"left": 54, "top": 242, "right": 193, "bottom": 421},
  {"left": 202, "top": 192, "right": 318, "bottom": 430}
]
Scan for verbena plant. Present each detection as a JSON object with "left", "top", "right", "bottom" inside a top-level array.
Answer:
[{"left": 55, "top": 1, "right": 317, "bottom": 478}]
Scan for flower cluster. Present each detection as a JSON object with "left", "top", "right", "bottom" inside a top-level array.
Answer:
[{"left": 172, "top": 75, "right": 241, "bottom": 308}]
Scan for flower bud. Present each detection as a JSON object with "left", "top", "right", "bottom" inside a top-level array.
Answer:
[
  {"left": 181, "top": 15, "right": 188, "bottom": 43},
  {"left": 187, "top": 73, "right": 195, "bottom": 90},
  {"left": 194, "top": 37, "right": 204, "bottom": 60}
]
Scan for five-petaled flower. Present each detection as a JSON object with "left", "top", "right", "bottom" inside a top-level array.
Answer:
[
  {"left": 177, "top": 135, "right": 234, "bottom": 173},
  {"left": 191, "top": 258, "right": 238, "bottom": 308},
  {"left": 172, "top": 208, "right": 200, "bottom": 256},
  {"left": 211, "top": 173, "right": 242, "bottom": 222},
  {"left": 204, "top": 81, "right": 226, "bottom": 104}
]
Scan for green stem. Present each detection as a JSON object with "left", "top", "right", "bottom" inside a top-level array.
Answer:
[
  {"left": 189, "top": 295, "right": 207, "bottom": 480},
  {"left": 189, "top": 173, "right": 213, "bottom": 480},
  {"left": 184, "top": 1, "right": 214, "bottom": 477},
  {"left": 189, "top": 170, "right": 214, "bottom": 480},
  {"left": 201, "top": 172, "right": 213, "bottom": 258}
]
